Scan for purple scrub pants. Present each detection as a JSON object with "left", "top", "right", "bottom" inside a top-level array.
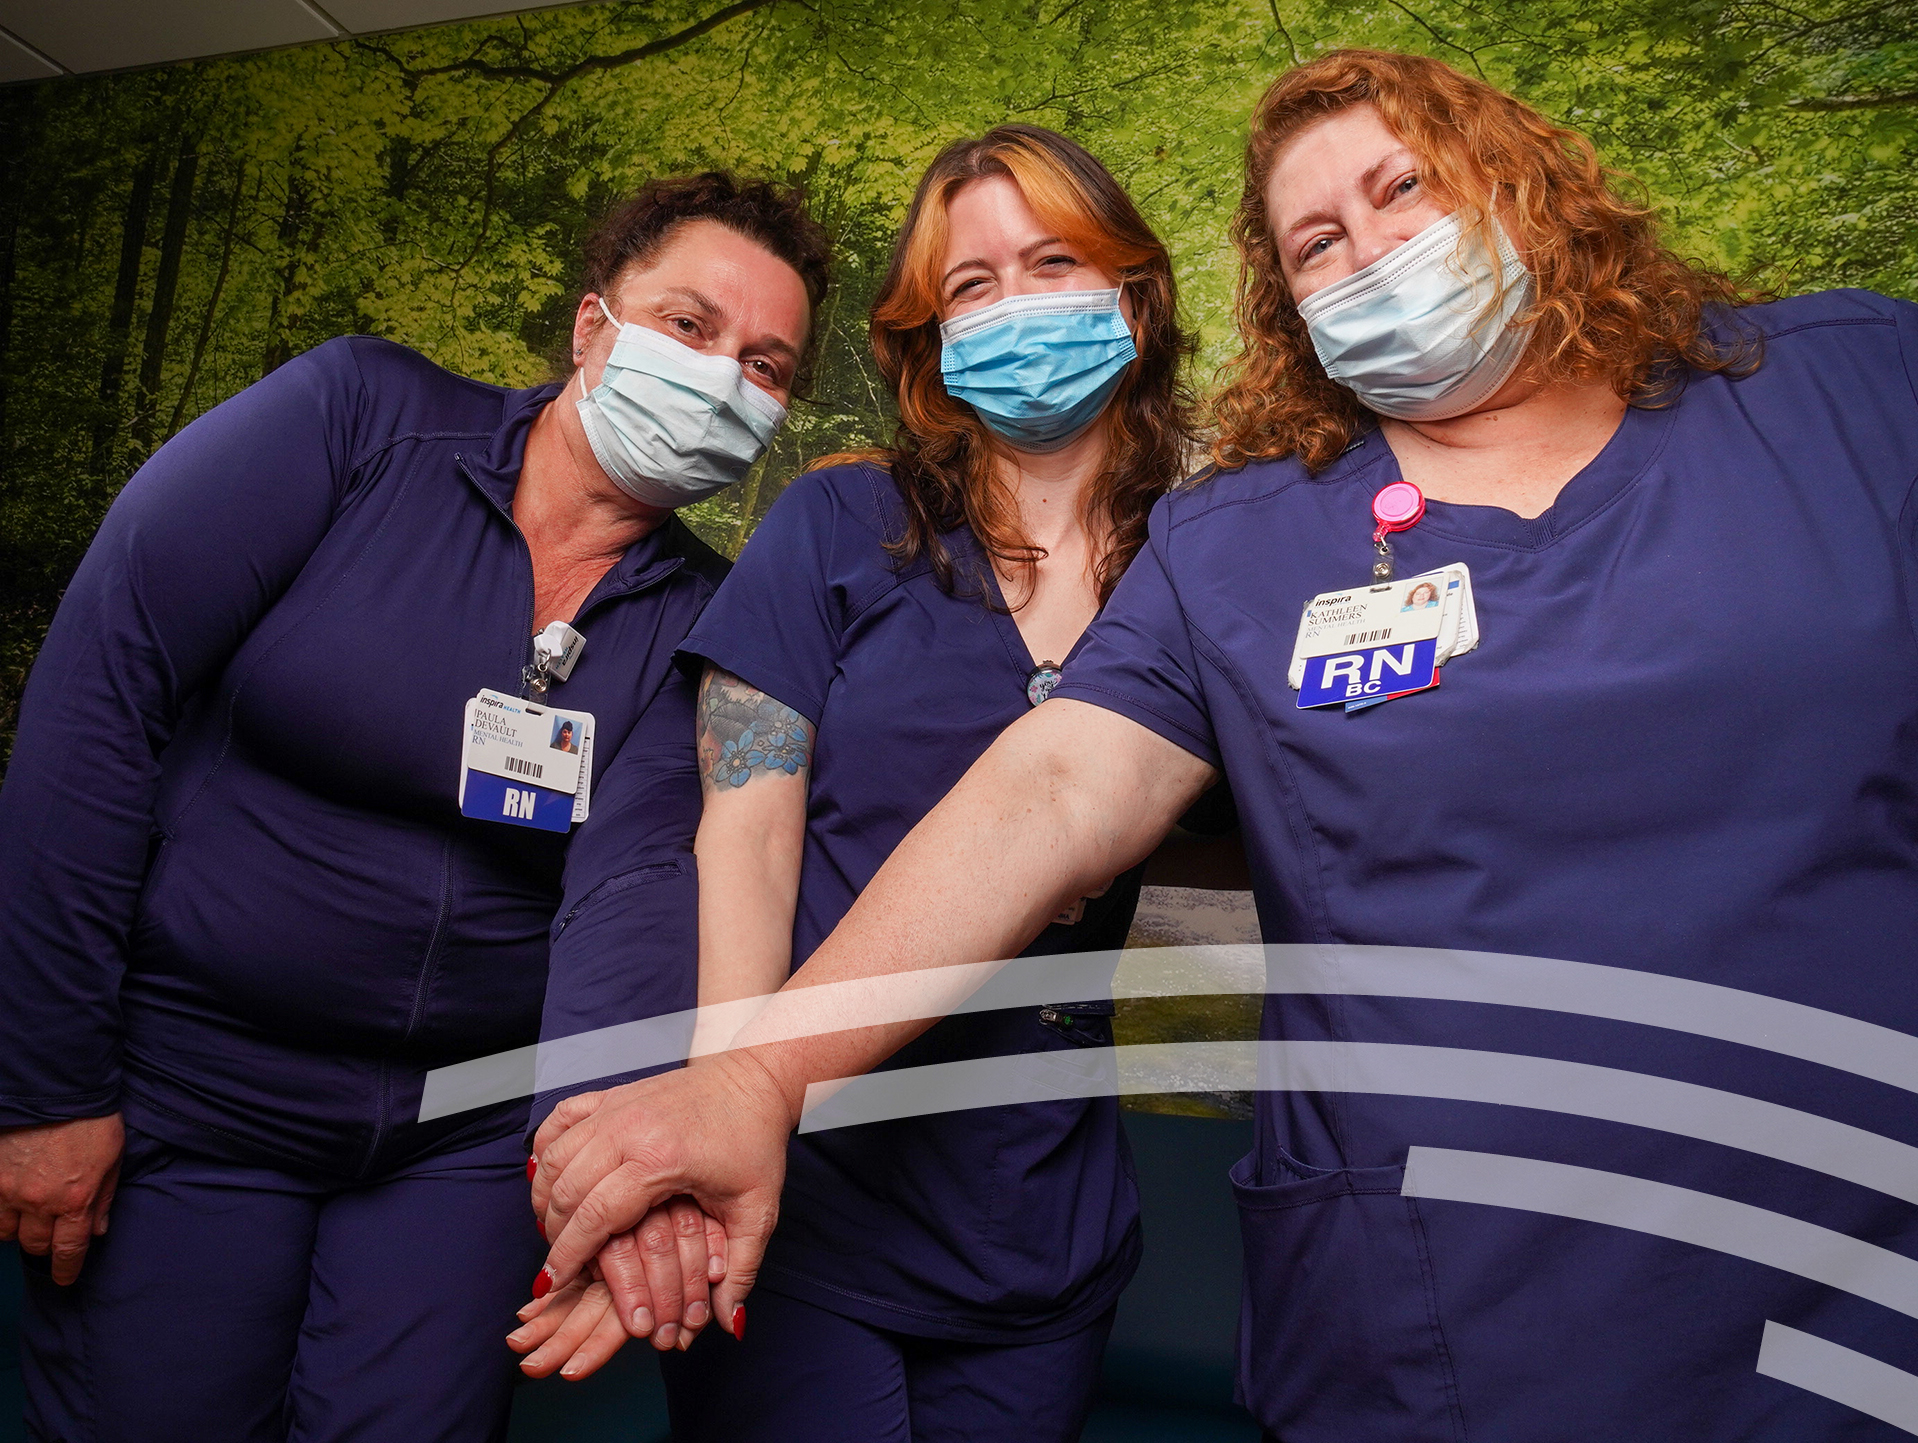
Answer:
[
  {"left": 659, "top": 1286, "right": 1116, "bottom": 1442},
  {"left": 18, "top": 1124, "right": 546, "bottom": 1443}
]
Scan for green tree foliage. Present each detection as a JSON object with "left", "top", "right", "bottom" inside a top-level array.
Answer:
[{"left": 0, "top": 0, "right": 1912, "bottom": 760}]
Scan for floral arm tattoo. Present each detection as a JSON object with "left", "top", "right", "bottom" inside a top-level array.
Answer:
[{"left": 697, "top": 668, "right": 814, "bottom": 792}]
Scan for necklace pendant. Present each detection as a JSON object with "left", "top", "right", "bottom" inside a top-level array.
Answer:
[{"left": 1026, "top": 662, "right": 1063, "bottom": 707}]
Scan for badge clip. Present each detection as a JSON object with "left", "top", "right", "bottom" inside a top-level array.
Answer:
[{"left": 523, "top": 621, "right": 585, "bottom": 699}]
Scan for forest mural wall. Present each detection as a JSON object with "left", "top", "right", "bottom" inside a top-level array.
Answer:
[{"left": 0, "top": 0, "right": 1913, "bottom": 760}]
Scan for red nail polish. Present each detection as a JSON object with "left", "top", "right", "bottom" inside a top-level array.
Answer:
[
  {"left": 532, "top": 1269, "right": 552, "bottom": 1299},
  {"left": 535, "top": 1219, "right": 546, "bottom": 1241},
  {"left": 526, "top": 1156, "right": 536, "bottom": 1180},
  {"left": 732, "top": 1305, "right": 746, "bottom": 1340}
]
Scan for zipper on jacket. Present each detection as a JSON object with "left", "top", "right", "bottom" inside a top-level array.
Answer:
[
  {"left": 455, "top": 454, "right": 541, "bottom": 699},
  {"left": 455, "top": 453, "right": 688, "bottom": 701}
]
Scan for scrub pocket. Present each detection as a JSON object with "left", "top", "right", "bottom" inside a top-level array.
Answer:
[{"left": 1231, "top": 1148, "right": 1465, "bottom": 1442}]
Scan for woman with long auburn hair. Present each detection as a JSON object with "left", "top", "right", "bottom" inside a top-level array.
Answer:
[
  {"left": 515, "top": 48, "right": 1918, "bottom": 1443},
  {"left": 863, "top": 124, "right": 1193, "bottom": 609},
  {"left": 514, "top": 125, "right": 1201, "bottom": 1438}
]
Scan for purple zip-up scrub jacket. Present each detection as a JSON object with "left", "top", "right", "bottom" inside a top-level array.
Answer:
[{"left": 0, "top": 336, "right": 721, "bottom": 1178}]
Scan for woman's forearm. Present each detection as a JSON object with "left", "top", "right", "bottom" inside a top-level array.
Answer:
[
  {"left": 528, "top": 703, "right": 1211, "bottom": 1300},
  {"left": 727, "top": 700, "right": 1215, "bottom": 1116}
]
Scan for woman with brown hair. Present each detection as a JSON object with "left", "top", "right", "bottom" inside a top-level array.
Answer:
[
  {"left": 519, "top": 49, "right": 1918, "bottom": 1442},
  {"left": 0, "top": 172, "right": 828, "bottom": 1442},
  {"left": 516, "top": 124, "right": 1196, "bottom": 1437}
]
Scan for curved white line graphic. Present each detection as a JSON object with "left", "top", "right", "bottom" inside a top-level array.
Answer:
[
  {"left": 797, "top": 1041, "right": 1918, "bottom": 1211},
  {"left": 1757, "top": 1322, "right": 1918, "bottom": 1435},
  {"left": 420, "top": 945, "right": 1918, "bottom": 1121},
  {"left": 1401, "top": 1146, "right": 1918, "bottom": 1320},
  {"left": 1407, "top": 1151, "right": 1918, "bottom": 1432}
]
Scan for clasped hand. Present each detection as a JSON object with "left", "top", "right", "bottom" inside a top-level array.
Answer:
[{"left": 507, "top": 1052, "right": 795, "bottom": 1379}]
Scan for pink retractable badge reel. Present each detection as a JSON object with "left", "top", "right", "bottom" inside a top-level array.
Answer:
[{"left": 1370, "top": 481, "right": 1425, "bottom": 581}]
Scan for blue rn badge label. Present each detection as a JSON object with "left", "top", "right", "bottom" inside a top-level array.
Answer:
[
  {"left": 459, "top": 768, "right": 575, "bottom": 832},
  {"left": 1297, "top": 637, "right": 1440, "bottom": 709}
]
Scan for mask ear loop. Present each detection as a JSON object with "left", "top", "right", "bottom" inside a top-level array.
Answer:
[
  {"left": 1117, "top": 278, "right": 1141, "bottom": 347},
  {"left": 567, "top": 293, "right": 621, "bottom": 397},
  {"left": 574, "top": 295, "right": 627, "bottom": 400}
]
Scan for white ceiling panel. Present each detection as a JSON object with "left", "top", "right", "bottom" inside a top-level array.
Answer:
[
  {"left": 0, "top": 24, "right": 62, "bottom": 80},
  {"left": 0, "top": 0, "right": 336, "bottom": 75},
  {"left": 320, "top": 0, "right": 579, "bottom": 34}
]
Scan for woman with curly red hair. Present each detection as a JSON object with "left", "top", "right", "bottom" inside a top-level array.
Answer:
[
  {"left": 1214, "top": 47, "right": 1761, "bottom": 481},
  {"left": 526, "top": 54, "right": 1918, "bottom": 1441}
]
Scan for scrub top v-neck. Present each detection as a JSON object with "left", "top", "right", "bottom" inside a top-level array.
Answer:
[
  {"left": 680, "top": 461, "right": 1142, "bottom": 1342},
  {"left": 1055, "top": 291, "right": 1918, "bottom": 1440},
  {"left": 977, "top": 540, "right": 1101, "bottom": 702}
]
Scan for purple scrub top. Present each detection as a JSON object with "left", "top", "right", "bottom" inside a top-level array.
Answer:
[
  {"left": 681, "top": 461, "right": 1142, "bottom": 1341},
  {"left": 1056, "top": 291, "right": 1918, "bottom": 1439}
]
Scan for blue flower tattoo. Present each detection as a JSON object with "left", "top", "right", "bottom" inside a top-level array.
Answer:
[{"left": 698, "top": 668, "right": 814, "bottom": 792}]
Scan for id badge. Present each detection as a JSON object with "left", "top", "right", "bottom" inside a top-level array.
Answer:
[
  {"left": 1290, "top": 578, "right": 1443, "bottom": 708},
  {"left": 457, "top": 688, "right": 594, "bottom": 831},
  {"left": 1288, "top": 566, "right": 1478, "bottom": 710}
]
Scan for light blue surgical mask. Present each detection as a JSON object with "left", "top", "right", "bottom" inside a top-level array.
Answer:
[
  {"left": 575, "top": 299, "right": 787, "bottom": 508},
  {"left": 938, "top": 288, "right": 1137, "bottom": 453},
  {"left": 1296, "top": 213, "right": 1533, "bottom": 422}
]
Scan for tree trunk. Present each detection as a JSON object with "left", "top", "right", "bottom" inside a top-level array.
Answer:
[
  {"left": 261, "top": 167, "right": 310, "bottom": 377},
  {"left": 0, "top": 195, "right": 16, "bottom": 458},
  {"left": 0, "top": 94, "right": 26, "bottom": 458},
  {"left": 88, "top": 147, "right": 159, "bottom": 486},
  {"left": 166, "top": 159, "right": 247, "bottom": 441},
  {"left": 87, "top": 151, "right": 159, "bottom": 483},
  {"left": 132, "top": 135, "right": 200, "bottom": 454},
  {"left": 729, "top": 453, "right": 770, "bottom": 558}
]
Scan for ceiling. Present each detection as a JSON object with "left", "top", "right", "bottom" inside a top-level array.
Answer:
[{"left": 0, "top": 0, "right": 590, "bottom": 84}]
